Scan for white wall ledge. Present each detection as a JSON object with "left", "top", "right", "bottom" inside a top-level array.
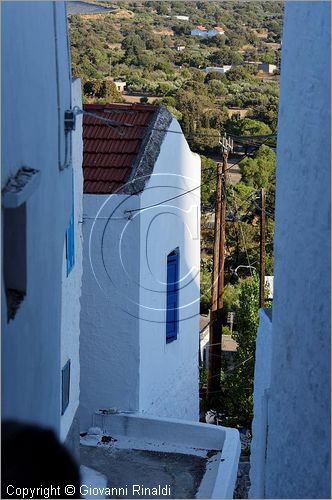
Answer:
[{"left": 2, "top": 167, "right": 40, "bottom": 208}]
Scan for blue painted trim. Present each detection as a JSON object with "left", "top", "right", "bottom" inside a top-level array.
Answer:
[
  {"left": 66, "top": 173, "right": 75, "bottom": 276},
  {"left": 166, "top": 250, "right": 179, "bottom": 343},
  {"left": 61, "top": 359, "right": 71, "bottom": 415}
]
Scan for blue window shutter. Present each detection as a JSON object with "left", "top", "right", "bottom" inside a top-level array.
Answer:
[
  {"left": 66, "top": 205, "right": 75, "bottom": 276},
  {"left": 166, "top": 251, "right": 179, "bottom": 343},
  {"left": 61, "top": 360, "right": 71, "bottom": 415}
]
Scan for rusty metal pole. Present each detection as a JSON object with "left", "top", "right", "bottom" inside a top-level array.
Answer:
[{"left": 259, "top": 188, "right": 266, "bottom": 308}]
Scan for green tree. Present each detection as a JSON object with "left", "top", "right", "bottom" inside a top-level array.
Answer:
[
  {"left": 122, "top": 33, "right": 146, "bottom": 60},
  {"left": 240, "top": 145, "right": 276, "bottom": 190},
  {"left": 83, "top": 79, "right": 123, "bottom": 102},
  {"left": 191, "top": 128, "right": 220, "bottom": 153},
  {"left": 176, "top": 89, "right": 212, "bottom": 136},
  {"left": 200, "top": 258, "right": 213, "bottom": 314},
  {"left": 221, "top": 276, "right": 260, "bottom": 426},
  {"left": 226, "top": 66, "right": 255, "bottom": 82},
  {"left": 207, "top": 79, "right": 228, "bottom": 97},
  {"left": 226, "top": 118, "right": 272, "bottom": 137},
  {"left": 200, "top": 155, "right": 216, "bottom": 209}
]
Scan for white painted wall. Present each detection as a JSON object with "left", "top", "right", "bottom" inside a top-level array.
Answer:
[
  {"left": 1, "top": 2, "right": 74, "bottom": 434},
  {"left": 80, "top": 193, "right": 141, "bottom": 431},
  {"left": 80, "top": 117, "right": 201, "bottom": 428},
  {"left": 250, "top": 2, "right": 331, "bottom": 498},
  {"left": 191, "top": 29, "right": 208, "bottom": 37},
  {"left": 249, "top": 310, "right": 272, "bottom": 498},
  {"left": 60, "top": 78, "right": 83, "bottom": 442},
  {"left": 207, "top": 29, "right": 224, "bottom": 37},
  {"left": 205, "top": 66, "right": 232, "bottom": 74},
  {"left": 138, "top": 118, "right": 201, "bottom": 421}
]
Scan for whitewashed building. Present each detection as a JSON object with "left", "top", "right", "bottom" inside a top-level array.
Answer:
[
  {"left": 250, "top": 2, "right": 330, "bottom": 498},
  {"left": 205, "top": 66, "right": 232, "bottom": 74},
  {"left": 113, "top": 80, "right": 126, "bottom": 93},
  {"left": 80, "top": 103, "right": 201, "bottom": 431},
  {"left": 258, "top": 63, "right": 277, "bottom": 74},
  {"left": 191, "top": 25, "right": 208, "bottom": 37},
  {"left": 1, "top": 1, "right": 83, "bottom": 459},
  {"left": 207, "top": 27, "right": 225, "bottom": 37},
  {"left": 174, "top": 15, "right": 189, "bottom": 21}
]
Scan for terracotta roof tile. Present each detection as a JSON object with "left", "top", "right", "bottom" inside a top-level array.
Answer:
[{"left": 83, "top": 103, "right": 157, "bottom": 194}]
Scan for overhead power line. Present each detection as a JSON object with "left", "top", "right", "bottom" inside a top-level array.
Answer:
[
  {"left": 75, "top": 106, "right": 276, "bottom": 144},
  {"left": 75, "top": 106, "right": 276, "bottom": 216}
]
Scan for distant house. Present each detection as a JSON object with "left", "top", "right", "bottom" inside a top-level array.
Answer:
[
  {"left": 191, "top": 25, "right": 208, "bottom": 37},
  {"left": 258, "top": 62, "right": 277, "bottom": 74},
  {"left": 176, "top": 45, "right": 186, "bottom": 52},
  {"left": 174, "top": 15, "right": 189, "bottom": 21},
  {"left": 205, "top": 65, "right": 232, "bottom": 74},
  {"left": 208, "top": 26, "right": 225, "bottom": 37},
  {"left": 80, "top": 103, "right": 201, "bottom": 430},
  {"left": 113, "top": 80, "right": 126, "bottom": 93}
]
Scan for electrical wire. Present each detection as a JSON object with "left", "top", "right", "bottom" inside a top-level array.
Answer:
[
  {"left": 75, "top": 105, "right": 276, "bottom": 146},
  {"left": 251, "top": 198, "right": 275, "bottom": 218},
  {"left": 229, "top": 188, "right": 254, "bottom": 276},
  {"left": 75, "top": 106, "right": 276, "bottom": 215},
  {"left": 205, "top": 355, "right": 254, "bottom": 379}
]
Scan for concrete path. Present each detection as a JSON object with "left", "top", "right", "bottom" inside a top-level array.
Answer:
[{"left": 80, "top": 444, "right": 207, "bottom": 499}]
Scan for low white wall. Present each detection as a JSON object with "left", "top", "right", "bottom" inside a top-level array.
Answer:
[
  {"left": 80, "top": 193, "right": 141, "bottom": 431},
  {"left": 92, "top": 412, "right": 240, "bottom": 500},
  {"left": 249, "top": 309, "right": 272, "bottom": 499},
  {"left": 60, "top": 78, "right": 83, "bottom": 442},
  {"left": 138, "top": 118, "right": 201, "bottom": 421}
]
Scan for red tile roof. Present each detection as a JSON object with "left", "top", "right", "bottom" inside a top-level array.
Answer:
[
  {"left": 213, "top": 26, "right": 225, "bottom": 32},
  {"left": 83, "top": 103, "right": 157, "bottom": 194},
  {"left": 196, "top": 25, "right": 207, "bottom": 31}
]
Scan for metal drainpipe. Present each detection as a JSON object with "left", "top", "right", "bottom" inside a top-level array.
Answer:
[
  {"left": 64, "top": 0, "right": 73, "bottom": 167},
  {"left": 53, "top": 1, "right": 71, "bottom": 170}
]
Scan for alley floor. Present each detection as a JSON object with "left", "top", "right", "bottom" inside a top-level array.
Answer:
[{"left": 80, "top": 444, "right": 209, "bottom": 499}]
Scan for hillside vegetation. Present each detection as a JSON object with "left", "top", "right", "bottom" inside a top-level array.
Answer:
[{"left": 68, "top": 1, "right": 283, "bottom": 426}]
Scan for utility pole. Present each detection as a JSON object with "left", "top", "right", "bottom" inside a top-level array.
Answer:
[
  {"left": 207, "top": 135, "right": 233, "bottom": 399},
  {"left": 208, "top": 161, "right": 222, "bottom": 398},
  {"left": 259, "top": 188, "right": 266, "bottom": 308}
]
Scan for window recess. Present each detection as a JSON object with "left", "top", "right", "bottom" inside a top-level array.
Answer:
[{"left": 166, "top": 249, "right": 179, "bottom": 344}]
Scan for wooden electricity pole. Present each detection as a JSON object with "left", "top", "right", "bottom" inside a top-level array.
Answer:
[
  {"left": 207, "top": 162, "right": 223, "bottom": 397},
  {"left": 207, "top": 135, "right": 233, "bottom": 399},
  {"left": 259, "top": 188, "right": 266, "bottom": 308}
]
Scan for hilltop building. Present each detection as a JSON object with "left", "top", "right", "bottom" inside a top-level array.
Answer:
[
  {"left": 191, "top": 25, "right": 208, "bottom": 37},
  {"left": 191, "top": 26, "right": 225, "bottom": 38},
  {"left": 208, "top": 27, "right": 225, "bottom": 37}
]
